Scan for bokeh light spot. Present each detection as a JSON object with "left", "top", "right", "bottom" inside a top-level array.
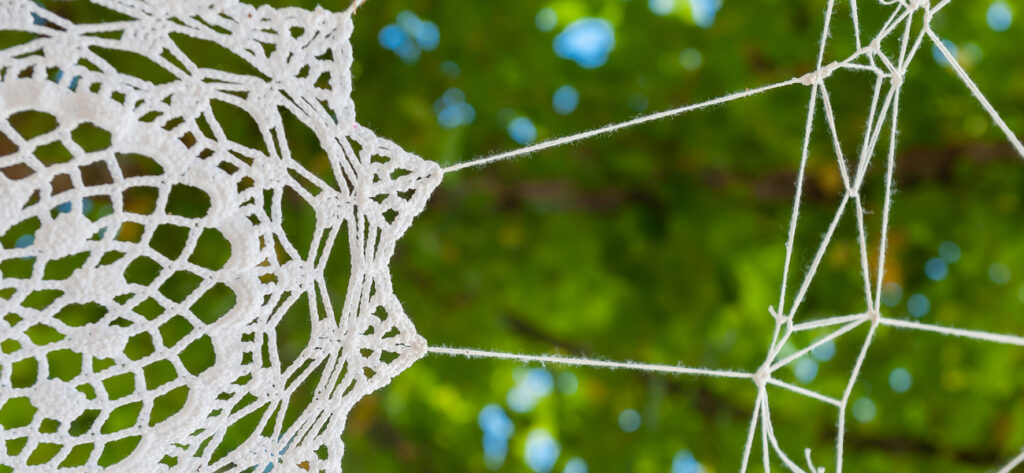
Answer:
[
  {"left": 536, "top": 8, "right": 558, "bottom": 32},
  {"left": 925, "top": 257, "right": 948, "bottom": 281},
  {"left": 441, "top": 60, "right": 461, "bottom": 78},
  {"left": 679, "top": 48, "right": 703, "bottom": 71},
  {"left": 938, "top": 241, "right": 961, "bottom": 263},
  {"left": 794, "top": 357, "right": 818, "bottom": 384},
  {"left": 628, "top": 93, "right": 649, "bottom": 112},
  {"left": 908, "top": 293, "right": 930, "bottom": 318},
  {"left": 811, "top": 340, "right": 836, "bottom": 362},
  {"left": 987, "top": 1, "right": 1013, "bottom": 32},
  {"left": 689, "top": 0, "right": 722, "bottom": 28},
  {"left": 556, "top": 372, "right": 579, "bottom": 395},
  {"left": 553, "top": 18, "right": 615, "bottom": 69},
  {"left": 563, "top": 457, "right": 588, "bottom": 473},
  {"left": 508, "top": 116, "right": 538, "bottom": 144},
  {"left": 989, "top": 262, "right": 1011, "bottom": 285},
  {"left": 478, "top": 404, "right": 514, "bottom": 470},
  {"left": 889, "top": 367, "right": 912, "bottom": 393},
  {"left": 618, "top": 409, "right": 642, "bottom": 432},
  {"left": 852, "top": 397, "right": 876, "bottom": 423},
  {"left": 649, "top": 0, "right": 676, "bottom": 16},
  {"left": 525, "top": 429, "right": 561, "bottom": 473},
  {"left": 434, "top": 87, "right": 476, "bottom": 128},
  {"left": 881, "top": 282, "right": 903, "bottom": 307},
  {"left": 671, "top": 449, "right": 703, "bottom": 473},
  {"left": 553, "top": 85, "right": 580, "bottom": 115}
]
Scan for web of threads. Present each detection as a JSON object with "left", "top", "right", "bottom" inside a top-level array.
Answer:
[
  {"left": 1, "top": 0, "right": 1023, "bottom": 472},
  {"left": 434, "top": 1, "right": 1024, "bottom": 472}
]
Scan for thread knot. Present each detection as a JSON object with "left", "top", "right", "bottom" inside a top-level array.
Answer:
[
  {"left": 753, "top": 365, "right": 771, "bottom": 388},
  {"left": 869, "top": 38, "right": 883, "bottom": 55},
  {"left": 890, "top": 71, "right": 905, "bottom": 88},
  {"left": 799, "top": 61, "right": 839, "bottom": 86}
]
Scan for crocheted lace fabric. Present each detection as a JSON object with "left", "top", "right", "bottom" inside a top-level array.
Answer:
[{"left": 0, "top": 1, "right": 440, "bottom": 471}]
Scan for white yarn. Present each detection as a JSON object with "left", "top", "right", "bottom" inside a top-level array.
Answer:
[
  {"left": 441, "top": 78, "right": 802, "bottom": 173},
  {"left": 2, "top": 0, "right": 1023, "bottom": 472},
  {"left": 999, "top": 448, "right": 1024, "bottom": 473},
  {"left": 426, "top": 346, "right": 751, "bottom": 379},
  {"left": 926, "top": 28, "right": 1024, "bottom": 157}
]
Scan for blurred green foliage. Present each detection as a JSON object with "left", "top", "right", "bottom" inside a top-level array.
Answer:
[
  {"left": 342, "top": 0, "right": 1024, "bottom": 472},
  {"left": 2, "top": 0, "right": 1024, "bottom": 472}
]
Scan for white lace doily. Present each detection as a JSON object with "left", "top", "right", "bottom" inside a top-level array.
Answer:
[{"left": 0, "top": 1, "right": 440, "bottom": 471}]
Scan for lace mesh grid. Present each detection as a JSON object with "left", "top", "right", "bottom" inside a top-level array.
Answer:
[
  {"left": 0, "top": 1, "right": 439, "bottom": 470},
  {"left": 1, "top": 0, "right": 1023, "bottom": 472}
]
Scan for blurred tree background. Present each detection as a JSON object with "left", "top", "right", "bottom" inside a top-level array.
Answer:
[
  {"left": 3, "top": 0, "right": 1024, "bottom": 472},
  {"left": 339, "top": 0, "right": 1024, "bottom": 471}
]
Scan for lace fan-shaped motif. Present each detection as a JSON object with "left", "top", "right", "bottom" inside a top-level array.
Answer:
[{"left": 0, "top": 1, "right": 440, "bottom": 471}]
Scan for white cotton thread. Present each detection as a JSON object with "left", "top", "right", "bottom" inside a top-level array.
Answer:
[
  {"left": 768, "top": 378, "right": 842, "bottom": 407},
  {"left": 759, "top": 392, "right": 772, "bottom": 473},
  {"left": 442, "top": 46, "right": 879, "bottom": 175},
  {"left": 926, "top": 28, "right": 1024, "bottom": 158},
  {"left": 799, "top": 61, "right": 841, "bottom": 86},
  {"left": 441, "top": 78, "right": 801, "bottom": 173},
  {"left": 776, "top": 84, "right": 819, "bottom": 318},
  {"left": 791, "top": 312, "right": 871, "bottom": 332},
  {"left": 815, "top": 0, "right": 838, "bottom": 69},
  {"left": 998, "top": 448, "right": 1024, "bottom": 473},
  {"left": 760, "top": 394, "right": 809, "bottom": 473},
  {"left": 932, "top": 0, "right": 953, "bottom": 14},
  {"left": 738, "top": 396, "right": 762, "bottom": 473},
  {"left": 835, "top": 321, "right": 879, "bottom": 473},
  {"left": 805, "top": 448, "right": 825, "bottom": 473},
  {"left": 849, "top": 0, "right": 864, "bottom": 51},
  {"left": 770, "top": 318, "right": 868, "bottom": 372},
  {"left": 879, "top": 317, "right": 1024, "bottom": 346},
  {"left": 426, "top": 346, "right": 752, "bottom": 379},
  {"left": 817, "top": 83, "right": 877, "bottom": 313}
]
